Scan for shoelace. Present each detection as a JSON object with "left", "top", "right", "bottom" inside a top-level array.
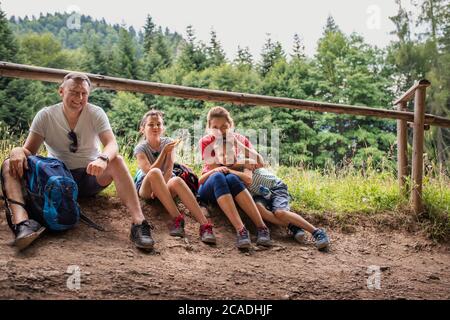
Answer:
[
  {"left": 258, "top": 227, "right": 270, "bottom": 237},
  {"left": 140, "top": 222, "right": 153, "bottom": 237},
  {"left": 238, "top": 227, "right": 249, "bottom": 238},
  {"left": 314, "top": 230, "right": 326, "bottom": 241},
  {"left": 173, "top": 214, "right": 184, "bottom": 229},
  {"left": 200, "top": 223, "right": 213, "bottom": 236}
]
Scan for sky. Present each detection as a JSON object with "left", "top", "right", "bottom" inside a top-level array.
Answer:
[{"left": 1, "top": 0, "right": 418, "bottom": 60}]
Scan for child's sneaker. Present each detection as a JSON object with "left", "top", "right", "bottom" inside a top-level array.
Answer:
[
  {"left": 169, "top": 214, "right": 185, "bottom": 237},
  {"left": 312, "top": 228, "right": 330, "bottom": 250},
  {"left": 256, "top": 226, "right": 272, "bottom": 247},
  {"left": 288, "top": 223, "right": 306, "bottom": 243},
  {"left": 236, "top": 227, "right": 251, "bottom": 249},
  {"left": 199, "top": 223, "right": 216, "bottom": 244}
]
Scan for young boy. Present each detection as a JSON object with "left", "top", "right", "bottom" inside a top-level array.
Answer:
[{"left": 214, "top": 138, "right": 330, "bottom": 250}]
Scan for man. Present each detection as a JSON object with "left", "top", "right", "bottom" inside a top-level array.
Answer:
[{"left": 1, "top": 72, "right": 155, "bottom": 250}]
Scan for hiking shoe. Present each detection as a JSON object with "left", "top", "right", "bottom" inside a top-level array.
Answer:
[
  {"left": 130, "top": 220, "right": 155, "bottom": 250},
  {"left": 288, "top": 223, "right": 306, "bottom": 243},
  {"left": 199, "top": 223, "right": 216, "bottom": 244},
  {"left": 312, "top": 228, "right": 330, "bottom": 250},
  {"left": 256, "top": 226, "right": 273, "bottom": 247},
  {"left": 14, "top": 219, "right": 46, "bottom": 251},
  {"left": 236, "top": 227, "right": 251, "bottom": 249},
  {"left": 169, "top": 214, "right": 185, "bottom": 237}
]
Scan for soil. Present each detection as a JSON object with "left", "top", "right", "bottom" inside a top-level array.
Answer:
[{"left": 0, "top": 196, "right": 449, "bottom": 300}]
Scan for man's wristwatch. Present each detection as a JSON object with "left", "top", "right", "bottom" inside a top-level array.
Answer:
[{"left": 97, "top": 154, "right": 110, "bottom": 164}]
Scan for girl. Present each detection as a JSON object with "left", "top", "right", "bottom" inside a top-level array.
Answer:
[
  {"left": 215, "top": 130, "right": 330, "bottom": 250},
  {"left": 134, "top": 110, "right": 216, "bottom": 244},
  {"left": 198, "top": 106, "right": 272, "bottom": 249}
]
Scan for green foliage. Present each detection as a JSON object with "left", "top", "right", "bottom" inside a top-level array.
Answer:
[
  {"left": 0, "top": 2, "right": 448, "bottom": 172},
  {"left": 0, "top": 5, "right": 18, "bottom": 61},
  {"left": 17, "top": 32, "right": 76, "bottom": 69},
  {"left": 143, "top": 33, "right": 173, "bottom": 79},
  {"left": 143, "top": 15, "right": 156, "bottom": 53},
  {"left": 115, "top": 27, "right": 139, "bottom": 79},
  {"left": 259, "top": 35, "right": 286, "bottom": 77},
  {"left": 207, "top": 30, "right": 226, "bottom": 67},
  {"left": 234, "top": 46, "right": 253, "bottom": 69},
  {"left": 387, "top": 0, "right": 450, "bottom": 172},
  {"left": 0, "top": 79, "right": 59, "bottom": 131},
  {"left": 108, "top": 92, "right": 148, "bottom": 146}
]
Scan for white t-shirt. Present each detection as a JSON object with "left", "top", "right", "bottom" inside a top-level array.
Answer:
[{"left": 30, "top": 102, "right": 112, "bottom": 170}]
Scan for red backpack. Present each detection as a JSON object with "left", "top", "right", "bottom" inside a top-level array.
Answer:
[{"left": 172, "top": 163, "right": 199, "bottom": 196}]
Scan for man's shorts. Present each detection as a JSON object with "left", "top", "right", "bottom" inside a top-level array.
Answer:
[
  {"left": 253, "top": 180, "right": 291, "bottom": 212},
  {"left": 70, "top": 168, "right": 110, "bottom": 198}
]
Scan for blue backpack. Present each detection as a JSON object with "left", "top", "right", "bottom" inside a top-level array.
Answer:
[
  {"left": 24, "top": 156, "right": 80, "bottom": 231},
  {"left": 1, "top": 156, "right": 103, "bottom": 232}
]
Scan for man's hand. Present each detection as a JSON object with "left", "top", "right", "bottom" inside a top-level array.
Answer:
[
  {"left": 86, "top": 158, "right": 108, "bottom": 177},
  {"left": 9, "top": 147, "right": 28, "bottom": 178}
]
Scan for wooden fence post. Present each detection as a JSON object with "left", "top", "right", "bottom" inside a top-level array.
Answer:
[{"left": 411, "top": 84, "right": 429, "bottom": 215}]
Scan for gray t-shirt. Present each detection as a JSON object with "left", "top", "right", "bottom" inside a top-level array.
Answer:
[
  {"left": 133, "top": 137, "right": 174, "bottom": 178},
  {"left": 30, "top": 102, "right": 112, "bottom": 170}
]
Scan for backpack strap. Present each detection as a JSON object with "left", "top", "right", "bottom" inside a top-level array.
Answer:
[
  {"left": 0, "top": 158, "right": 26, "bottom": 232},
  {"left": 77, "top": 205, "right": 105, "bottom": 232}
]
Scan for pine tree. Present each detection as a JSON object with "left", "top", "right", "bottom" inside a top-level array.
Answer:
[
  {"left": 177, "top": 25, "right": 208, "bottom": 71},
  {"left": 234, "top": 46, "right": 253, "bottom": 68},
  {"left": 207, "top": 29, "right": 226, "bottom": 67},
  {"left": 292, "top": 33, "right": 306, "bottom": 59},
  {"left": 390, "top": 0, "right": 411, "bottom": 43},
  {"left": 117, "top": 26, "right": 139, "bottom": 79},
  {"left": 144, "top": 32, "right": 172, "bottom": 78},
  {"left": 143, "top": 15, "right": 156, "bottom": 53},
  {"left": 324, "top": 15, "right": 340, "bottom": 34},
  {"left": 0, "top": 4, "right": 18, "bottom": 61},
  {"left": 414, "top": 0, "right": 450, "bottom": 170},
  {"left": 259, "top": 34, "right": 285, "bottom": 77},
  {"left": 82, "top": 35, "right": 108, "bottom": 74},
  {"left": 416, "top": 0, "right": 448, "bottom": 42}
]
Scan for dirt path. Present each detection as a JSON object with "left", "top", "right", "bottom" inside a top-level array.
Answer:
[{"left": 0, "top": 196, "right": 449, "bottom": 300}]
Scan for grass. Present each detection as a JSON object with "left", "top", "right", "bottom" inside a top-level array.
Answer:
[
  {"left": 1, "top": 125, "right": 448, "bottom": 241},
  {"left": 277, "top": 166, "right": 406, "bottom": 215}
]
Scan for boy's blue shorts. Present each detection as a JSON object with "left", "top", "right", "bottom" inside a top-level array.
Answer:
[{"left": 253, "top": 180, "right": 291, "bottom": 212}]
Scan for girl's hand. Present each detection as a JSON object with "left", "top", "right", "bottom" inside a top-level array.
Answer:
[
  {"left": 243, "top": 158, "right": 258, "bottom": 171},
  {"left": 162, "top": 140, "right": 178, "bottom": 154},
  {"left": 213, "top": 166, "right": 229, "bottom": 174}
]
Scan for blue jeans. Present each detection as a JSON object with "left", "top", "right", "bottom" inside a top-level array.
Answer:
[{"left": 198, "top": 172, "right": 246, "bottom": 204}]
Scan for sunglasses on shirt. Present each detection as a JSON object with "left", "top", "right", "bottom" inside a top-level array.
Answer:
[{"left": 68, "top": 130, "right": 78, "bottom": 153}]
